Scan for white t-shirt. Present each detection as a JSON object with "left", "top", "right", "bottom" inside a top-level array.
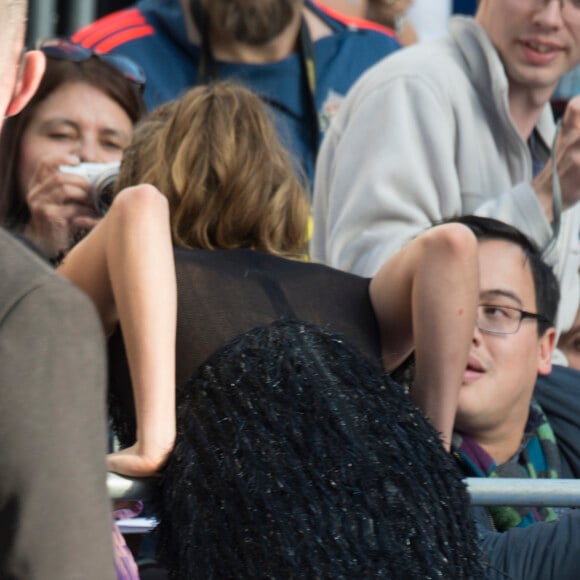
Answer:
[{"left": 407, "top": 0, "right": 451, "bottom": 42}]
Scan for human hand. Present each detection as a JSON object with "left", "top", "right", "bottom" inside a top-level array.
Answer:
[
  {"left": 533, "top": 96, "right": 580, "bottom": 221},
  {"left": 22, "top": 153, "right": 101, "bottom": 258},
  {"left": 107, "top": 439, "right": 174, "bottom": 478}
]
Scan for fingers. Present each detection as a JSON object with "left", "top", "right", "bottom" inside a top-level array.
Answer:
[
  {"left": 26, "top": 162, "right": 98, "bottom": 226},
  {"left": 21, "top": 154, "right": 104, "bottom": 256},
  {"left": 23, "top": 201, "right": 99, "bottom": 257},
  {"left": 72, "top": 215, "right": 100, "bottom": 232},
  {"left": 28, "top": 170, "right": 93, "bottom": 207},
  {"left": 561, "top": 95, "right": 580, "bottom": 132},
  {"left": 27, "top": 176, "right": 98, "bottom": 229},
  {"left": 536, "top": 97, "right": 580, "bottom": 214},
  {"left": 106, "top": 448, "right": 167, "bottom": 478},
  {"left": 25, "top": 152, "right": 80, "bottom": 190},
  {"left": 24, "top": 178, "right": 100, "bottom": 256}
]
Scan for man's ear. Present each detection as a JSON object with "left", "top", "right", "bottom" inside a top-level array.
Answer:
[
  {"left": 537, "top": 327, "right": 557, "bottom": 376},
  {"left": 5, "top": 50, "right": 45, "bottom": 117}
]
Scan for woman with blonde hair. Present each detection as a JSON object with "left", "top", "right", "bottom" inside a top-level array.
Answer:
[
  {"left": 115, "top": 82, "right": 308, "bottom": 258},
  {"left": 57, "top": 80, "right": 479, "bottom": 478}
]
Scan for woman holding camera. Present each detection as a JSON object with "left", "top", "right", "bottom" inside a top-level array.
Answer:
[{"left": 0, "top": 39, "right": 145, "bottom": 262}]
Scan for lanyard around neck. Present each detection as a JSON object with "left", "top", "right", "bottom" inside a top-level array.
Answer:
[{"left": 190, "top": 0, "right": 321, "bottom": 166}]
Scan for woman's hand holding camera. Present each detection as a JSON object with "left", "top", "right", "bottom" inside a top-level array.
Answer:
[{"left": 23, "top": 153, "right": 101, "bottom": 259}]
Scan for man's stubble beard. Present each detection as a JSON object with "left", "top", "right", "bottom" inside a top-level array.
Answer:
[{"left": 205, "top": 0, "right": 303, "bottom": 46}]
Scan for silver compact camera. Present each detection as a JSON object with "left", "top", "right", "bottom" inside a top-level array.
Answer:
[{"left": 59, "top": 161, "right": 120, "bottom": 216}]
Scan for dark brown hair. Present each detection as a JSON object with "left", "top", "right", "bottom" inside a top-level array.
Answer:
[{"left": 0, "top": 54, "right": 145, "bottom": 227}]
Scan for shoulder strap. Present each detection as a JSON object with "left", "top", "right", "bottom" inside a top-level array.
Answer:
[{"left": 189, "top": 0, "right": 205, "bottom": 32}]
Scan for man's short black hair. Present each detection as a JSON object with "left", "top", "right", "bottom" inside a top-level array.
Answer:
[
  {"left": 444, "top": 215, "right": 560, "bottom": 335},
  {"left": 156, "top": 319, "right": 481, "bottom": 578}
]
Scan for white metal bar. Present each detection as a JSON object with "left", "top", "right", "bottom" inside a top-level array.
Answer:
[
  {"left": 108, "top": 473, "right": 580, "bottom": 507},
  {"left": 109, "top": 476, "right": 580, "bottom": 535},
  {"left": 466, "top": 478, "right": 580, "bottom": 507},
  {"left": 108, "top": 472, "right": 157, "bottom": 501}
]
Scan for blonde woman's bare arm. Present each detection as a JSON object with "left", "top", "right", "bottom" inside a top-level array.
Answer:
[
  {"left": 369, "top": 223, "right": 479, "bottom": 450},
  {"left": 58, "top": 185, "right": 177, "bottom": 476}
]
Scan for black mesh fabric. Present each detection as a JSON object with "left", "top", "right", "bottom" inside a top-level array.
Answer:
[
  {"left": 107, "top": 248, "right": 380, "bottom": 446},
  {"left": 107, "top": 252, "right": 481, "bottom": 578},
  {"left": 155, "top": 319, "right": 482, "bottom": 579}
]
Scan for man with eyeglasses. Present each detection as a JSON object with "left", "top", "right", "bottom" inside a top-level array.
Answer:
[
  {"left": 445, "top": 216, "right": 580, "bottom": 578},
  {"left": 70, "top": 0, "right": 401, "bottom": 186},
  {"left": 312, "top": 0, "right": 580, "bottom": 366}
]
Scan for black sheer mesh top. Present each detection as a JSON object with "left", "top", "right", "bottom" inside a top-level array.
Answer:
[{"left": 108, "top": 248, "right": 381, "bottom": 445}]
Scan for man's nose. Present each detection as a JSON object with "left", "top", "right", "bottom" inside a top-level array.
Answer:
[
  {"left": 472, "top": 323, "right": 483, "bottom": 346},
  {"left": 535, "top": 0, "right": 566, "bottom": 27}
]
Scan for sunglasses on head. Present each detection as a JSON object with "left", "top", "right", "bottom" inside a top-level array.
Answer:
[{"left": 37, "top": 39, "right": 146, "bottom": 91}]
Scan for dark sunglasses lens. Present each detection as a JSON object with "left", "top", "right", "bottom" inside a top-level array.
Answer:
[
  {"left": 101, "top": 54, "right": 146, "bottom": 88},
  {"left": 38, "top": 39, "right": 146, "bottom": 89},
  {"left": 40, "top": 41, "right": 91, "bottom": 62}
]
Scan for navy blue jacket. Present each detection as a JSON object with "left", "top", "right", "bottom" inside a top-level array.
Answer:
[{"left": 72, "top": 0, "right": 400, "bottom": 185}]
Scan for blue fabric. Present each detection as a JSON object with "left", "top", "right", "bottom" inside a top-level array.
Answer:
[
  {"left": 528, "top": 131, "right": 547, "bottom": 177},
  {"left": 74, "top": 0, "right": 400, "bottom": 185},
  {"left": 534, "top": 365, "right": 580, "bottom": 478},
  {"left": 452, "top": 0, "right": 477, "bottom": 15}
]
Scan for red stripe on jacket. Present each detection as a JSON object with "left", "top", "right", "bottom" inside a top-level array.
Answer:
[
  {"left": 90, "top": 25, "right": 155, "bottom": 53},
  {"left": 71, "top": 8, "right": 147, "bottom": 48},
  {"left": 312, "top": 1, "right": 397, "bottom": 39}
]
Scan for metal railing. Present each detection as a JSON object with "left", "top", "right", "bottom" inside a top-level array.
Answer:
[
  {"left": 109, "top": 472, "right": 158, "bottom": 501},
  {"left": 465, "top": 478, "right": 580, "bottom": 507},
  {"left": 108, "top": 472, "right": 580, "bottom": 505},
  {"left": 109, "top": 473, "right": 580, "bottom": 534}
]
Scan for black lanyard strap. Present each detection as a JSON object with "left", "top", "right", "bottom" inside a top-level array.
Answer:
[
  {"left": 190, "top": 0, "right": 216, "bottom": 82},
  {"left": 298, "top": 14, "right": 321, "bottom": 162},
  {"left": 190, "top": 0, "right": 321, "bottom": 166}
]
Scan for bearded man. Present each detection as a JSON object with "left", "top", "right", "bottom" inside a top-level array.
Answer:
[
  {"left": 204, "top": 0, "right": 304, "bottom": 46},
  {"left": 71, "top": 0, "right": 400, "bottom": 185}
]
